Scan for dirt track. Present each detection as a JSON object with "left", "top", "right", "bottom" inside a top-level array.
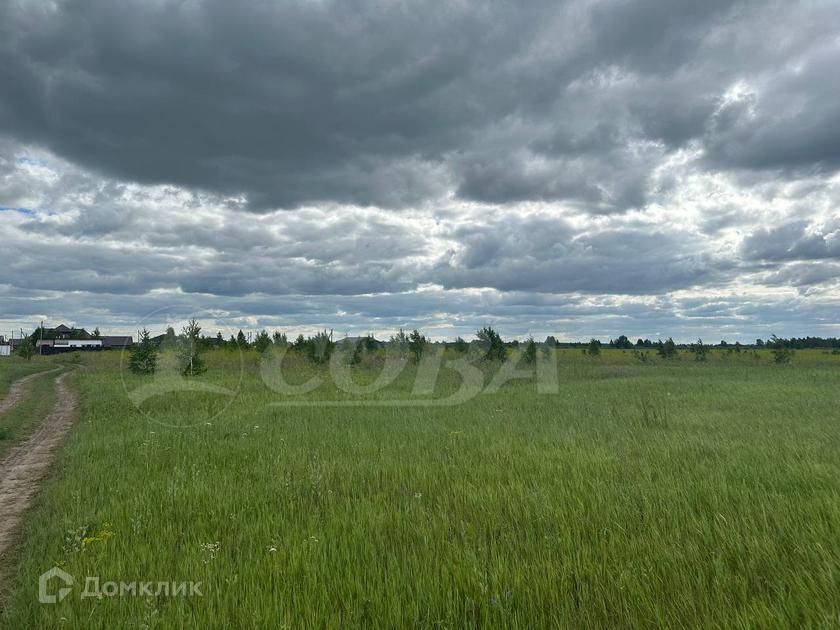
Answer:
[
  {"left": 0, "top": 369, "right": 78, "bottom": 559},
  {"left": 0, "top": 367, "right": 62, "bottom": 416}
]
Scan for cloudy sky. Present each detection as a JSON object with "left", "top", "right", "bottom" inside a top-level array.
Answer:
[{"left": 1, "top": 0, "right": 839, "bottom": 342}]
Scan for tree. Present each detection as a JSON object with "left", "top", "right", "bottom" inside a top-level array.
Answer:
[
  {"left": 17, "top": 335, "right": 33, "bottom": 360},
  {"left": 236, "top": 329, "right": 248, "bottom": 348},
  {"left": 690, "top": 338, "right": 708, "bottom": 361},
  {"left": 180, "top": 319, "right": 206, "bottom": 376},
  {"left": 584, "top": 338, "right": 601, "bottom": 356},
  {"left": 308, "top": 329, "right": 334, "bottom": 364},
  {"left": 523, "top": 337, "right": 537, "bottom": 364},
  {"left": 453, "top": 337, "right": 468, "bottom": 353},
  {"left": 293, "top": 334, "right": 307, "bottom": 351},
  {"left": 476, "top": 326, "right": 507, "bottom": 361},
  {"left": 93, "top": 327, "right": 101, "bottom": 338},
  {"left": 273, "top": 331, "right": 288, "bottom": 347},
  {"left": 254, "top": 330, "right": 273, "bottom": 353},
  {"left": 129, "top": 329, "right": 157, "bottom": 375},
  {"left": 408, "top": 329, "right": 427, "bottom": 362},
  {"left": 610, "top": 335, "right": 633, "bottom": 349},
  {"left": 770, "top": 334, "right": 794, "bottom": 364},
  {"left": 657, "top": 338, "right": 678, "bottom": 359},
  {"left": 544, "top": 335, "right": 557, "bottom": 347}
]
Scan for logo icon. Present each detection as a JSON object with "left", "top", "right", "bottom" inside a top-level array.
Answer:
[{"left": 38, "top": 567, "right": 74, "bottom": 604}]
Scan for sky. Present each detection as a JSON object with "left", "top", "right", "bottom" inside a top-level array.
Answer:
[{"left": 1, "top": 0, "right": 839, "bottom": 342}]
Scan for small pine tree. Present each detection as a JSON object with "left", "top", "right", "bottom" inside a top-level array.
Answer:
[
  {"left": 273, "top": 331, "right": 288, "bottom": 347},
  {"left": 93, "top": 327, "right": 101, "bottom": 338},
  {"left": 17, "top": 335, "right": 33, "bottom": 360},
  {"left": 770, "top": 335, "right": 793, "bottom": 364},
  {"left": 254, "top": 330, "right": 273, "bottom": 353},
  {"left": 657, "top": 338, "right": 678, "bottom": 359},
  {"left": 690, "top": 338, "right": 708, "bottom": 361},
  {"left": 180, "top": 319, "right": 206, "bottom": 376},
  {"left": 236, "top": 329, "right": 248, "bottom": 348},
  {"left": 476, "top": 327, "right": 507, "bottom": 361},
  {"left": 309, "top": 329, "right": 334, "bottom": 364},
  {"left": 585, "top": 338, "right": 601, "bottom": 356},
  {"left": 453, "top": 336, "right": 468, "bottom": 353},
  {"left": 523, "top": 337, "right": 537, "bottom": 364},
  {"left": 408, "top": 329, "right": 427, "bottom": 362},
  {"left": 129, "top": 328, "right": 157, "bottom": 374}
]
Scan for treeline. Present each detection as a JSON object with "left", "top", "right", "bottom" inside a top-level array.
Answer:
[{"left": 605, "top": 335, "right": 840, "bottom": 350}]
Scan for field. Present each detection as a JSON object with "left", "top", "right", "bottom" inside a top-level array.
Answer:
[{"left": 1, "top": 348, "right": 839, "bottom": 627}]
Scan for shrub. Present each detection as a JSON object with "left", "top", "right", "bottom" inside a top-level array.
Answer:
[{"left": 585, "top": 338, "right": 601, "bottom": 356}]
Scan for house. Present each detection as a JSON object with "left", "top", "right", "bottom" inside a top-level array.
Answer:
[
  {"left": 100, "top": 335, "right": 133, "bottom": 350},
  {"left": 38, "top": 338, "right": 102, "bottom": 354}
]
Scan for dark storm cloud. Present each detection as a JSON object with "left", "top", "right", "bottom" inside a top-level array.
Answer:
[{"left": 3, "top": 0, "right": 837, "bottom": 211}]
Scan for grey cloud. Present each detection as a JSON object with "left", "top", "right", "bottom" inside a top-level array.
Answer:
[
  {"left": 741, "top": 221, "right": 840, "bottom": 262},
  {"left": 3, "top": 0, "right": 836, "bottom": 211}
]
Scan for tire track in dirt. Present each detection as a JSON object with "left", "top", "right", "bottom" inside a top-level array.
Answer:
[
  {"left": 0, "top": 369, "right": 78, "bottom": 560},
  {"left": 0, "top": 367, "right": 62, "bottom": 416}
]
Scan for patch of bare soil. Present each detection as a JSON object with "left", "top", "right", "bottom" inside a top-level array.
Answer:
[
  {"left": 0, "top": 369, "right": 78, "bottom": 560},
  {"left": 0, "top": 367, "right": 62, "bottom": 416}
]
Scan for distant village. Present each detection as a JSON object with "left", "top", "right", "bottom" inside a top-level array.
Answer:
[{"left": 0, "top": 324, "right": 133, "bottom": 356}]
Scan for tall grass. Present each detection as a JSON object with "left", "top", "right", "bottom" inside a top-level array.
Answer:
[{"left": 1, "top": 350, "right": 839, "bottom": 627}]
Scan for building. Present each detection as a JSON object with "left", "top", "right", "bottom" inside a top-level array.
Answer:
[
  {"left": 0, "top": 344, "right": 10, "bottom": 357},
  {"left": 37, "top": 338, "right": 102, "bottom": 354},
  {"left": 100, "top": 335, "right": 133, "bottom": 350}
]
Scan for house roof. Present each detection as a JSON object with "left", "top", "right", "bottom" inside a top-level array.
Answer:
[
  {"left": 100, "top": 335, "right": 133, "bottom": 347},
  {"left": 53, "top": 324, "right": 72, "bottom": 332}
]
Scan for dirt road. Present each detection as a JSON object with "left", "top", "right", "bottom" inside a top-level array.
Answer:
[
  {"left": 0, "top": 367, "right": 62, "bottom": 416},
  {"left": 0, "top": 369, "right": 78, "bottom": 559}
]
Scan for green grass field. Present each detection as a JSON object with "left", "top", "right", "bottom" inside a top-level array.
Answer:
[{"left": 1, "top": 348, "right": 839, "bottom": 627}]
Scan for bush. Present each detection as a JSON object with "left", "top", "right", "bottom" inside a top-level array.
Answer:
[{"left": 584, "top": 338, "right": 601, "bottom": 356}]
